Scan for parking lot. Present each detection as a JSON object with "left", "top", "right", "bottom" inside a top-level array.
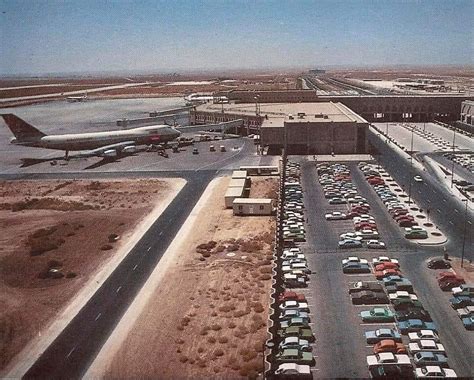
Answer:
[{"left": 271, "top": 156, "right": 474, "bottom": 378}]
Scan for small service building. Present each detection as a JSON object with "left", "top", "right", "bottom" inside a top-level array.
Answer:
[{"left": 233, "top": 198, "right": 274, "bottom": 216}]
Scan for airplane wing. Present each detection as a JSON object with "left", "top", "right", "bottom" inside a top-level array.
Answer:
[{"left": 79, "top": 141, "right": 137, "bottom": 158}]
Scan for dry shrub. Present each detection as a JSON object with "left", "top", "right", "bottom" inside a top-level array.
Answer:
[
  {"left": 197, "top": 360, "right": 206, "bottom": 368},
  {"left": 179, "top": 355, "right": 188, "bottom": 363},
  {"left": 207, "top": 336, "right": 217, "bottom": 344},
  {"left": 259, "top": 266, "right": 272, "bottom": 274},
  {"left": 253, "top": 302, "right": 265, "bottom": 313},
  {"left": 211, "top": 324, "right": 222, "bottom": 331},
  {"left": 181, "top": 316, "right": 191, "bottom": 326},
  {"left": 201, "top": 251, "right": 211, "bottom": 258},
  {"left": 219, "top": 303, "right": 235, "bottom": 313},
  {"left": 214, "top": 348, "right": 224, "bottom": 357},
  {"left": 233, "top": 309, "right": 248, "bottom": 318},
  {"left": 213, "top": 367, "right": 220, "bottom": 373},
  {"left": 197, "top": 347, "right": 205, "bottom": 353},
  {"left": 199, "top": 328, "right": 209, "bottom": 336},
  {"left": 227, "top": 244, "right": 239, "bottom": 252},
  {"left": 239, "top": 360, "right": 261, "bottom": 378},
  {"left": 215, "top": 245, "right": 225, "bottom": 253},
  {"left": 177, "top": 325, "right": 184, "bottom": 331},
  {"left": 227, "top": 321, "right": 237, "bottom": 329},
  {"left": 211, "top": 311, "right": 217, "bottom": 317},
  {"left": 223, "top": 296, "right": 231, "bottom": 302},
  {"left": 241, "top": 239, "right": 264, "bottom": 253},
  {"left": 218, "top": 336, "right": 229, "bottom": 344}
]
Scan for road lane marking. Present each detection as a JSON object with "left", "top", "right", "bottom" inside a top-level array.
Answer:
[
  {"left": 454, "top": 209, "right": 459, "bottom": 214},
  {"left": 116, "top": 286, "right": 122, "bottom": 293},
  {"left": 449, "top": 221, "right": 454, "bottom": 225},
  {"left": 147, "top": 246, "right": 151, "bottom": 252},
  {"left": 437, "top": 209, "right": 441, "bottom": 214},
  {"left": 443, "top": 199, "right": 447, "bottom": 203},
  {"left": 95, "top": 313, "right": 102, "bottom": 321},
  {"left": 66, "top": 346, "right": 77, "bottom": 359},
  {"left": 133, "top": 264, "right": 138, "bottom": 271},
  {"left": 468, "top": 221, "right": 472, "bottom": 226},
  {"left": 159, "top": 231, "right": 164, "bottom": 236}
]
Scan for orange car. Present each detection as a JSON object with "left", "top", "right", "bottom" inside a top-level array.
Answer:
[{"left": 373, "top": 339, "right": 407, "bottom": 354}]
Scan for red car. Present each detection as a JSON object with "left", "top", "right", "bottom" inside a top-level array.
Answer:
[
  {"left": 375, "top": 262, "right": 400, "bottom": 271},
  {"left": 369, "top": 179, "right": 385, "bottom": 185},
  {"left": 439, "top": 278, "right": 465, "bottom": 291},
  {"left": 278, "top": 290, "right": 307, "bottom": 302},
  {"left": 355, "top": 223, "right": 378, "bottom": 231},
  {"left": 395, "top": 214, "right": 414, "bottom": 222},
  {"left": 398, "top": 220, "right": 418, "bottom": 227},
  {"left": 390, "top": 209, "right": 409, "bottom": 217},
  {"left": 346, "top": 211, "right": 362, "bottom": 218},
  {"left": 375, "top": 268, "right": 402, "bottom": 280},
  {"left": 437, "top": 271, "right": 462, "bottom": 282}
]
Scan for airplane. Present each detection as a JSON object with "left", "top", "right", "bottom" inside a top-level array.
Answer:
[
  {"left": 67, "top": 93, "right": 88, "bottom": 102},
  {"left": 1, "top": 113, "right": 181, "bottom": 160}
]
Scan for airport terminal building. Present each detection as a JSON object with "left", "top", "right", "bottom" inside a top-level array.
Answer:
[{"left": 192, "top": 101, "right": 368, "bottom": 154}]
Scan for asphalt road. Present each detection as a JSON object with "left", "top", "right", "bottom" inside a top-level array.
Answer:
[
  {"left": 23, "top": 170, "right": 215, "bottom": 379},
  {"left": 293, "top": 154, "right": 474, "bottom": 378}
]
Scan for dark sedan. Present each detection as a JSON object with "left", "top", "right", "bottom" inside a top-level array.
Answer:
[
  {"left": 395, "top": 308, "right": 432, "bottom": 322},
  {"left": 351, "top": 291, "right": 389, "bottom": 305}
]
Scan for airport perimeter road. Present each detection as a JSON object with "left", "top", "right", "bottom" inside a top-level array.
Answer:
[
  {"left": 23, "top": 170, "right": 215, "bottom": 379},
  {"left": 297, "top": 157, "right": 474, "bottom": 378}
]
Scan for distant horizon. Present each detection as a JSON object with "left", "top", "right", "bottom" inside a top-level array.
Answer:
[
  {"left": 1, "top": 63, "right": 473, "bottom": 79},
  {"left": 1, "top": 0, "right": 473, "bottom": 76}
]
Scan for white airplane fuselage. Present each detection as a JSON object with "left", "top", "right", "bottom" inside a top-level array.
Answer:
[{"left": 12, "top": 125, "right": 181, "bottom": 151}]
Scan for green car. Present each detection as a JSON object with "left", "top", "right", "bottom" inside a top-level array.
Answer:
[
  {"left": 275, "top": 348, "right": 315, "bottom": 365},
  {"left": 277, "top": 326, "right": 315, "bottom": 342},
  {"left": 360, "top": 307, "right": 395, "bottom": 322}
]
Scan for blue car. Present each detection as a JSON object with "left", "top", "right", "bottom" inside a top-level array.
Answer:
[
  {"left": 462, "top": 315, "right": 474, "bottom": 330},
  {"left": 383, "top": 275, "right": 405, "bottom": 286},
  {"left": 450, "top": 296, "right": 474, "bottom": 309},
  {"left": 398, "top": 319, "right": 437, "bottom": 334}
]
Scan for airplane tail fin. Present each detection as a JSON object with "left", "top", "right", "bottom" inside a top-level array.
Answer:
[{"left": 0, "top": 114, "right": 46, "bottom": 141}]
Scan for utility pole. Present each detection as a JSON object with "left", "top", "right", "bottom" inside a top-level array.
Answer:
[{"left": 461, "top": 199, "right": 469, "bottom": 268}]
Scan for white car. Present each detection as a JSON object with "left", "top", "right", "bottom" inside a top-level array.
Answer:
[
  {"left": 342, "top": 256, "right": 368, "bottom": 265},
  {"left": 372, "top": 256, "right": 399, "bottom": 266},
  {"left": 325, "top": 211, "right": 347, "bottom": 220},
  {"left": 340, "top": 232, "right": 363, "bottom": 241},
  {"left": 367, "top": 240, "right": 386, "bottom": 249},
  {"left": 415, "top": 366, "right": 456, "bottom": 378},
  {"left": 408, "top": 340, "right": 445, "bottom": 355},
  {"left": 281, "top": 252, "right": 306, "bottom": 261},
  {"left": 408, "top": 330, "right": 440, "bottom": 342},
  {"left": 274, "top": 363, "right": 311, "bottom": 377},
  {"left": 366, "top": 352, "right": 411, "bottom": 369},
  {"left": 359, "top": 229, "right": 379, "bottom": 239},
  {"left": 279, "top": 300, "right": 310, "bottom": 312},
  {"left": 456, "top": 305, "right": 474, "bottom": 318}
]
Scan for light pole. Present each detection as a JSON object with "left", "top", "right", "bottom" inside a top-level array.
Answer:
[{"left": 461, "top": 199, "right": 469, "bottom": 268}]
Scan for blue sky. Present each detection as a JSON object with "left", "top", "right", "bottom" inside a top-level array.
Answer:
[{"left": 0, "top": 0, "right": 472, "bottom": 75}]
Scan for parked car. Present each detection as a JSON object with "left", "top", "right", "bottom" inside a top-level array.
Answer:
[
  {"left": 277, "top": 326, "right": 315, "bottom": 342},
  {"left": 279, "top": 309, "right": 310, "bottom": 322},
  {"left": 373, "top": 339, "right": 407, "bottom": 354},
  {"left": 452, "top": 284, "right": 474, "bottom": 297},
  {"left": 279, "top": 301, "right": 310, "bottom": 313},
  {"left": 408, "top": 339, "right": 446, "bottom": 355},
  {"left": 427, "top": 258, "right": 451, "bottom": 269},
  {"left": 372, "top": 256, "right": 399, "bottom": 266},
  {"left": 398, "top": 319, "right": 437, "bottom": 334},
  {"left": 342, "top": 256, "right": 368, "bottom": 265},
  {"left": 280, "top": 317, "right": 310, "bottom": 329},
  {"left": 369, "top": 364, "right": 415, "bottom": 379},
  {"left": 456, "top": 305, "right": 474, "bottom": 318},
  {"left": 462, "top": 315, "right": 474, "bottom": 330},
  {"left": 376, "top": 268, "right": 403, "bottom": 280},
  {"left": 278, "top": 291, "right": 307, "bottom": 303},
  {"left": 375, "top": 262, "right": 400, "bottom": 271},
  {"left": 325, "top": 211, "right": 347, "bottom": 220},
  {"left": 349, "top": 281, "right": 384, "bottom": 294},
  {"left": 352, "top": 291, "right": 389, "bottom": 305},
  {"left": 395, "top": 308, "right": 432, "bottom": 322},
  {"left": 408, "top": 330, "right": 440, "bottom": 342},
  {"left": 366, "top": 328, "right": 402, "bottom": 344},
  {"left": 450, "top": 296, "right": 474, "bottom": 309},
  {"left": 274, "top": 363, "right": 312, "bottom": 379},
  {"left": 413, "top": 352, "right": 449, "bottom": 368},
  {"left": 278, "top": 337, "right": 312, "bottom": 352},
  {"left": 415, "top": 365, "right": 457, "bottom": 378},
  {"left": 275, "top": 349, "right": 315, "bottom": 366},
  {"left": 366, "top": 352, "right": 411, "bottom": 369},
  {"left": 342, "top": 261, "right": 371, "bottom": 273},
  {"left": 367, "top": 240, "right": 386, "bottom": 249},
  {"left": 339, "top": 239, "right": 363, "bottom": 249},
  {"left": 360, "top": 307, "right": 395, "bottom": 322}
]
